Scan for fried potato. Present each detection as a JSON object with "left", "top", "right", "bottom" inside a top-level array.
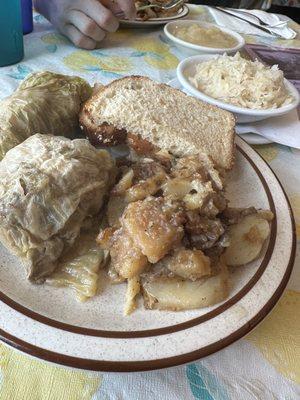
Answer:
[
  {"left": 142, "top": 262, "right": 228, "bottom": 311},
  {"left": 163, "top": 248, "right": 211, "bottom": 281},
  {"left": 125, "top": 172, "right": 166, "bottom": 202},
  {"left": 172, "top": 154, "right": 224, "bottom": 191},
  {"left": 258, "top": 210, "right": 274, "bottom": 222},
  {"left": 183, "top": 181, "right": 214, "bottom": 210},
  {"left": 111, "top": 168, "right": 134, "bottom": 195},
  {"left": 163, "top": 177, "right": 215, "bottom": 211},
  {"left": 122, "top": 198, "right": 184, "bottom": 263},
  {"left": 107, "top": 263, "right": 126, "bottom": 284},
  {"left": 108, "top": 229, "right": 149, "bottom": 279},
  {"left": 124, "top": 276, "right": 140, "bottom": 315},
  {"left": 163, "top": 178, "right": 192, "bottom": 199},
  {"left": 224, "top": 213, "right": 271, "bottom": 267}
]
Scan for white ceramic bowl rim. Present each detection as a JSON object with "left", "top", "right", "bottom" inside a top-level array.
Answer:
[
  {"left": 177, "top": 55, "right": 300, "bottom": 116},
  {"left": 164, "top": 20, "right": 245, "bottom": 53}
]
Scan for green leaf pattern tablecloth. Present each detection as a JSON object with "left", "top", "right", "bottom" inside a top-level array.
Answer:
[{"left": 0, "top": 6, "right": 299, "bottom": 400}]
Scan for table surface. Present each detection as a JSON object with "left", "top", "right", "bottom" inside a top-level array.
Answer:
[{"left": 0, "top": 5, "right": 299, "bottom": 400}]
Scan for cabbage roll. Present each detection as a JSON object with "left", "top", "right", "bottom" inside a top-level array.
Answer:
[
  {"left": 0, "top": 71, "right": 92, "bottom": 159},
  {"left": 47, "top": 231, "right": 104, "bottom": 301},
  {"left": 0, "top": 134, "right": 115, "bottom": 281}
]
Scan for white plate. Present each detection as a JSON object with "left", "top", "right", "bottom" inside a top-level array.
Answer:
[
  {"left": 0, "top": 136, "right": 295, "bottom": 372},
  {"left": 164, "top": 20, "right": 245, "bottom": 55},
  {"left": 120, "top": 5, "right": 189, "bottom": 28},
  {"left": 177, "top": 54, "right": 300, "bottom": 123}
]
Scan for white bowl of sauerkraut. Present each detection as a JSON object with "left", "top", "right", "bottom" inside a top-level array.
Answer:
[{"left": 177, "top": 53, "right": 299, "bottom": 123}]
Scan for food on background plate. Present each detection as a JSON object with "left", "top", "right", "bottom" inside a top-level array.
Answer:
[
  {"left": 135, "top": 0, "right": 184, "bottom": 20},
  {"left": 189, "top": 53, "right": 294, "bottom": 110},
  {"left": 79, "top": 76, "right": 235, "bottom": 170},
  {"left": 0, "top": 134, "right": 115, "bottom": 281},
  {"left": 0, "top": 71, "right": 92, "bottom": 159},
  {"left": 81, "top": 76, "right": 273, "bottom": 314},
  {"left": 172, "top": 24, "right": 238, "bottom": 49}
]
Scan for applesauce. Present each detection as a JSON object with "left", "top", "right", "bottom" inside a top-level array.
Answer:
[{"left": 173, "top": 24, "right": 238, "bottom": 49}]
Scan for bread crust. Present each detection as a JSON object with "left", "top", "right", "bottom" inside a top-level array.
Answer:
[
  {"left": 79, "top": 76, "right": 236, "bottom": 169},
  {"left": 80, "top": 107, "right": 127, "bottom": 146}
]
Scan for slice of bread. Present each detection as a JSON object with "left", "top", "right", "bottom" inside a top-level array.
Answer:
[{"left": 80, "top": 76, "right": 235, "bottom": 169}]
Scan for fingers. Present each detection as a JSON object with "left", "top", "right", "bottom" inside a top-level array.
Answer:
[
  {"left": 63, "top": 24, "right": 97, "bottom": 50},
  {"left": 101, "top": 0, "right": 124, "bottom": 18},
  {"left": 115, "top": 0, "right": 136, "bottom": 19},
  {"left": 77, "top": 0, "right": 119, "bottom": 33},
  {"left": 101, "top": 0, "right": 136, "bottom": 19},
  {"left": 68, "top": 10, "right": 106, "bottom": 42}
]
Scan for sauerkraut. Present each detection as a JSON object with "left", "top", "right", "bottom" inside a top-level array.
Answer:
[{"left": 189, "top": 53, "right": 294, "bottom": 110}]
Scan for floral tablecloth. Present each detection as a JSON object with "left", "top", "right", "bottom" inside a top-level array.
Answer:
[{"left": 0, "top": 5, "right": 299, "bottom": 400}]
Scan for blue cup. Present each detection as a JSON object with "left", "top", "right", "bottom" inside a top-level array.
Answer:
[
  {"left": 0, "top": 0, "right": 24, "bottom": 67},
  {"left": 21, "top": 0, "right": 33, "bottom": 34}
]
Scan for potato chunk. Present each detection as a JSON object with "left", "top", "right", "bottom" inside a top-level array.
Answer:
[
  {"left": 98, "top": 227, "right": 148, "bottom": 279},
  {"left": 125, "top": 172, "right": 166, "bottom": 202},
  {"left": 111, "top": 168, "right": 134, "bottom": 195},
  {"left": 172, "top": 154, "right": 224, "bottom": 191},
  {"left": 142, "top": 262, "right": 228, "bottom": 311},
  {"left": 122, "top": 198, "right": 184, "bottom": 263},
  {"left": 224, "top": 213, "right": 271, "bottom": 266},
  {"left": 165, "top": 248, "right": 211, "bottom": 281},
  {"left": 183, "top": 181, "right": 214, "bottom": 211},
  {"left": 124, "top": 276, "right": 140, "bottom": 315},
  {"left": 163, "top": 178, "right": 193, "bottom": 200}
]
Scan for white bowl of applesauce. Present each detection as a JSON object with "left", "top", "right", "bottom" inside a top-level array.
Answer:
[{"left": 164, "top": 20, "right": 245, "bottom": 55}]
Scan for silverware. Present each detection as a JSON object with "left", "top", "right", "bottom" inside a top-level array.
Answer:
[
  {"left": 220, "top": 8, "right": 287, "bottom": 28},
  {"left": 137, "top": 0, "right": 185, "bottom": 12},
  {"left": 210, "top": 6, "right": 282, "bottom": 38}
]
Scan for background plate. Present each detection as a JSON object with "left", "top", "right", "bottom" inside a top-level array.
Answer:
[
  {"left": 0, "top": 137, "right": 295, "bottom": 371},
  {"left": 120, "top": 5, "right": 189, "bottom": 28}
]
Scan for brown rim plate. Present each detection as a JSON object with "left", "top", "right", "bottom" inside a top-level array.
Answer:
[{"left": 0, "top": 137, "right": 295, "bottom": 372}]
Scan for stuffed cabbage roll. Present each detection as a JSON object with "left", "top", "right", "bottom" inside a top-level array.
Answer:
[
  {"left": 47, "top": 231, "right": 104, "bottom": 301},
  {"left": 0, "top": 71, "right": 92, "bottom": 159},
  {"left": 0, "top": 134, "right": 115, "bottom": 281}
]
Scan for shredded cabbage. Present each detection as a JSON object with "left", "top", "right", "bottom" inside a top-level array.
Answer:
[{"left": 189, "top": 53, "right": 293, "bottom": 110}]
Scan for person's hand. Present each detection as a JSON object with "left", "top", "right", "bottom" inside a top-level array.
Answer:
[{"left": 33, "top": 0, "right": 136, "bottom": 49}]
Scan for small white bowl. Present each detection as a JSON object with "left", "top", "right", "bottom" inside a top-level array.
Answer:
[
  {"left": 177, "top": 54, "right": 300, "bottom": 123},
  {"left": 164, "top": 20, "right": 245, "bottom": 55}
]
